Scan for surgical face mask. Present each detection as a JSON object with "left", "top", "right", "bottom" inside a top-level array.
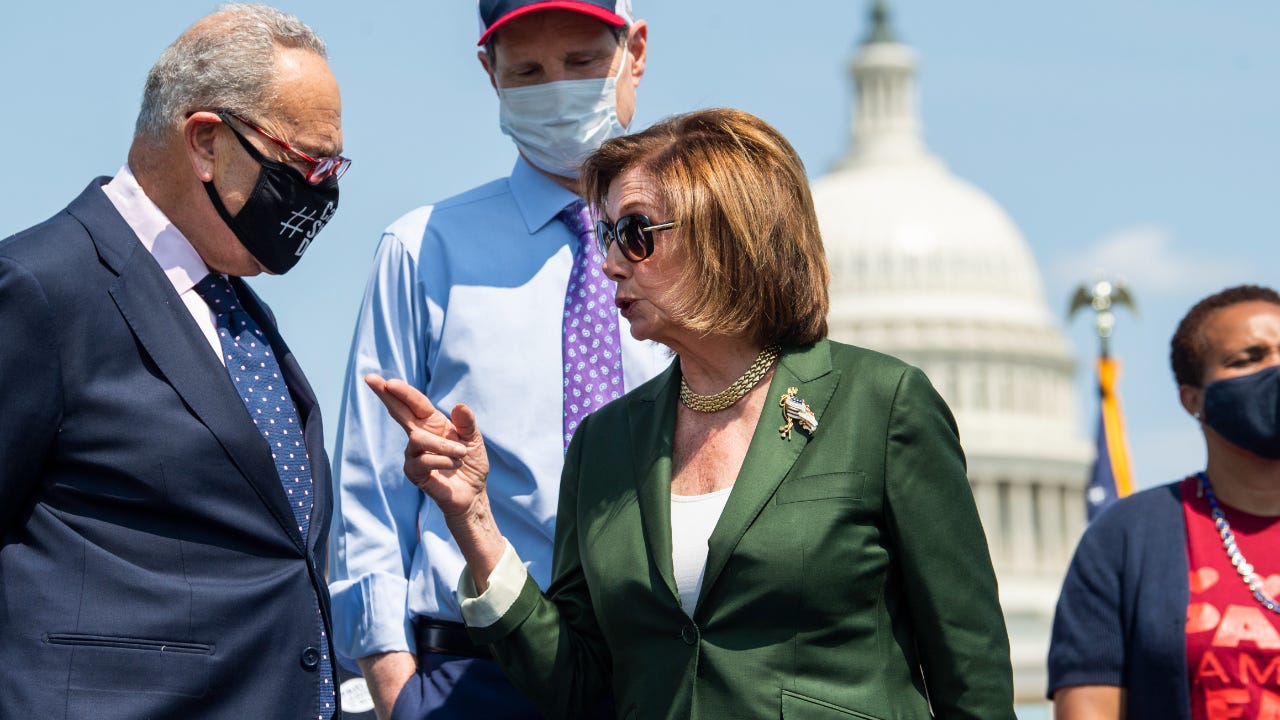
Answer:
[
  {"left": 497, "top": 48, "right": 630, "bottom": 179},
  {"left": 203, "top": 120, "right": 340, "bottom": 275},
  {"left": 1202, "top": 364, "right": 1280, "bottom": 459}
]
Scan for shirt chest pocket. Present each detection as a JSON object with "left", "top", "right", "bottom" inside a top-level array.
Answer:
[{"left": 775, "top": 471, "right": 868, "bottom": 504}]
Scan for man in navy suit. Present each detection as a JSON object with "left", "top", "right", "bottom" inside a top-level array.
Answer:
[{"left": 0, "top": 5, "right": 350, "bottom": 718}]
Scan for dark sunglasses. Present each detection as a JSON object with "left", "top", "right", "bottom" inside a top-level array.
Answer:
[
  {"left": 217, "top": 110, "right": 352, "bottom": 185},
  {"left": 595, "top": 213, "right": 677, "bottom": 262}
]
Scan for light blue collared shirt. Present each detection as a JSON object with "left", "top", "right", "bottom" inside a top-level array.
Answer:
[{"left": 328, "top": 158, "right": 670, "bottom": 665}]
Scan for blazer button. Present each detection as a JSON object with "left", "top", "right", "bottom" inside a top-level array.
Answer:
[
  {"left": 680, "top": 624, "right": 698, "bottom": 646},
  {"left": 300, "top": 647, "right": 321, "bottom": 671}
]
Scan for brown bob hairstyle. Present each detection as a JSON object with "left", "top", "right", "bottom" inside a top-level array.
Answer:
[{"left": 581, "top": 108, "right": 830, "bottom": 348}]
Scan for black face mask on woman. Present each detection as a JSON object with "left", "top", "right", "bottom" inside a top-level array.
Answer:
[
  {"left": 202, "top": 120, "right": 339, "bottom": 275},
  {"left": 1203, "top": 364, "right": 1280, "bottom": 459}
]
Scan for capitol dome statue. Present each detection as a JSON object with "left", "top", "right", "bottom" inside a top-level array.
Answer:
[{"left": 810, "top": 1, "right": 1093, "bottom": 700}]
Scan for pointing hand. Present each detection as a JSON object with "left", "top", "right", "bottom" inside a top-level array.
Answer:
[{"left": 364, "top": 374, "right": 490, "bottom": 521}]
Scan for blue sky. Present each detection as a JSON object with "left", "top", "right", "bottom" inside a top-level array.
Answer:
[{"left": 3, "top": 0, "right": 1277, "bottom": 492}]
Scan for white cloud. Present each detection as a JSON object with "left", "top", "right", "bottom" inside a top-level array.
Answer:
[{"left": 1054, "top": 225, "right": 1248, "bottom": 296}]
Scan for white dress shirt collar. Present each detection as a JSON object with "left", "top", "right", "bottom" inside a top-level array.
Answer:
[
  {"left": 100, "top": 165, "right": 211, "bottom": 294},
  {"left": 100, "top": 165, "right": 222, "bottom": 360}
]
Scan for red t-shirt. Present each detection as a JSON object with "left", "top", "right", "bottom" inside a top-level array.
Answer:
[{"left": 1184, "top": 475, "right": 1280, "bottom": 719}]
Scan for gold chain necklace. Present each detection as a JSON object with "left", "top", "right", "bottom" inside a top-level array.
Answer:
[{"left": 679, "top": 345, "right": 781, "bottom": 413}]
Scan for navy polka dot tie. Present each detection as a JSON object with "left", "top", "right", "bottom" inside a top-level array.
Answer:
[
  {"left": 193, "top": 274, "right": 334, "bottom": 719},
  {"left": 559, "top": 200, "right": 625, "bottom": 452}
]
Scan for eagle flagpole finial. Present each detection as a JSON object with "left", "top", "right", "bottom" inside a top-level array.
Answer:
[{"left": 1068, "top": 277, "right": 1137, "bottom": 359}]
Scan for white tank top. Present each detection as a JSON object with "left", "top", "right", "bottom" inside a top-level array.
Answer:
[{"left": 670, "top": 487, "right": 733, "bottom": 615}]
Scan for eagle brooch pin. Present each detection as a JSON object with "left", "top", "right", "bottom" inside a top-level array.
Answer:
[{"left": 778, "top": 387, "right": 818, "bottom": 440}]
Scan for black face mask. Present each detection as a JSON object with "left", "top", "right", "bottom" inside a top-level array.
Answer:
[
  {"left": 1203, "top": 364, "right": 1280, "bottom": 459},
  {"left": 203, "top": 121, "right": 339, "bottom": 275}
]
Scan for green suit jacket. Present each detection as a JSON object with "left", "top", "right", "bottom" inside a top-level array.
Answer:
[{"left": 471, "top": 339, "right": 1015, "bottom": 719}]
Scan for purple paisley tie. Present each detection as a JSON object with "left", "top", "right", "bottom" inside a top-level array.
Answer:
[{"left": 558, "top": 200, "right": 625, "bottom": 451}]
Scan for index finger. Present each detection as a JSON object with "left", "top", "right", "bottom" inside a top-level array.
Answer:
[{"left": 364, "top": 374, "right": 442, "bottom": 434}]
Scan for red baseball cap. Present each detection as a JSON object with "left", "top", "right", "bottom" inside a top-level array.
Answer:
[{"left": 477, "top": 0, "right": 634, "bottom": 45}]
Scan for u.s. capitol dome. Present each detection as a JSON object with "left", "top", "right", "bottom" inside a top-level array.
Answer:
[{"left": 811, "top": 2, "right": 1093, "bottom": 700}]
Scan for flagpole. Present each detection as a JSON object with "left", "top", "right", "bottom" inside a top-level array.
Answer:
[{"left": 1069, "top": 278, "right": 1138, "bottom": 518}]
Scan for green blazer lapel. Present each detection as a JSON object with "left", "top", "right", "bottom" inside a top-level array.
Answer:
[
  {"left": 628, "top": 363, "right": 681, "bottom": 604},
  {"left": 697, "top": 340, "right": 840, "bottom": 614}
]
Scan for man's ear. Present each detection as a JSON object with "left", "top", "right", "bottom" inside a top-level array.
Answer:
[
  {"left": 479, "top": 49, "right": 499, "bottom": 92},
  {"left": 626, "top": 20, "right": 648, "bottom": 85},
  {"left": 185, "top": 111, "right": 223, "bottom": 182}
]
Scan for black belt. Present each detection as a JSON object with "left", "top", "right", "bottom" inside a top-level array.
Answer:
[{"left": 413, "top": 619, "right": 492, "bottom": 660}]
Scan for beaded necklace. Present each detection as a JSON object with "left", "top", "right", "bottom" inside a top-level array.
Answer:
[{"left": 1197, "top": 472, "right": 1280, "bottom": 615}]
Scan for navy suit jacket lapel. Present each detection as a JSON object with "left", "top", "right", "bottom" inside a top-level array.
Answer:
[
  {"left": 68, "top": 181, "right": 308, "bottom": 551},
  {"left": 233, "top": 277, "right": 329, "bottom": 551}
]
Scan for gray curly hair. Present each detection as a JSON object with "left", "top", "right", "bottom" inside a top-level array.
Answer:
[{"left": 134, "top": 4, "right": 327, "bottom": 143}]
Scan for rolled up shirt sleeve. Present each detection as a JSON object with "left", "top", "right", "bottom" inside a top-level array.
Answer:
[{"left": 328, "top": 223, "right": 431, "bottom": 663}]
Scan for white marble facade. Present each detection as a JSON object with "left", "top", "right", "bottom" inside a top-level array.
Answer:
[{"left": 811, "top": 3, "right": 1092, "bottom": 701}]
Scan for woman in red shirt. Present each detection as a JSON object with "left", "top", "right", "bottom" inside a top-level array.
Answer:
[{"left": 1051, "top": 284, "right": 1280, "bottom": 720}]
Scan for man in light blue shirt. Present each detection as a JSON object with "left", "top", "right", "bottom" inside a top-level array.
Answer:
[{"left": 328, "top": 2, "right": 667, "bottom": 718}]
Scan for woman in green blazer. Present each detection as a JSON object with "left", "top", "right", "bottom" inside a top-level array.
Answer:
[{"left": 367, "top": 108, "right": 1015, "bottom": 719}]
